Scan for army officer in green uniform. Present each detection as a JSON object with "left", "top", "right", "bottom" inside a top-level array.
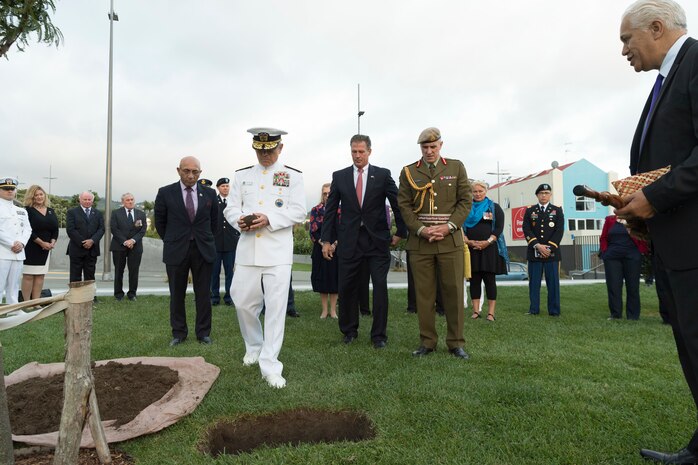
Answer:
[{"left": 397, "top": 127, "right": 473, "bottom": 359}]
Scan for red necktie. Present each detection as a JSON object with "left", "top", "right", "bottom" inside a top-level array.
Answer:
[{"left": 356, "top": 168, "right": 364, "bottom": 207}]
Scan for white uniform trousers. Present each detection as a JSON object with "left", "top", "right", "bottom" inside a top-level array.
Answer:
[
  {"left": 232, "top": 263, "right": 291, "bottom": 378},
  {"left": 0, "top": 259, "right": 23, "bottom": 304}
]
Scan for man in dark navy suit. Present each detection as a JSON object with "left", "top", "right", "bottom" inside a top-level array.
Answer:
[
  {"left": 154, "top": 156, "right": 218, "bottom": 346},
  {"left": 321, "top": 134, "right": 406, "bottom": 349},
  {"left": 615, "top": 1, "right": 698, "bottom": 462},
  {"left": 66, "top": 191, "right": 104, "bottom": 283}
]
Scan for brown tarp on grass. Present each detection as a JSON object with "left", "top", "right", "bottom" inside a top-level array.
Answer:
[{"left": 5, "top": 356, "right": 220, "bottom": 447}]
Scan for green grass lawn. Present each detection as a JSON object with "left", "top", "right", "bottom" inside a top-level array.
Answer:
[
  {"left": 291, "top": 262, "right": 312, "bottom": 272},
  {"left": 2, "top": 284, "right": 692, "bottom": 464}
]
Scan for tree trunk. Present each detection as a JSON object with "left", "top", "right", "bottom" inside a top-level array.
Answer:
[
  {"left": 0, "top": 343, "right": 14, "bottom": 465},
  {"left": 52, "top": 281, "right": 111, "bottom": 465}
]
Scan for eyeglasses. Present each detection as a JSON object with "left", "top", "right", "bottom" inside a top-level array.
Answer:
[
  {"left": 1, "top": 186, "right": 16, "bottom": 191},
  {"left": 179, "top": 169, "right": 201, "bottom": 176}
]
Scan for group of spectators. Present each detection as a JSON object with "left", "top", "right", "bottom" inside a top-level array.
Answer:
[{"left": 0, "top": 129, "right": 652, "bottom": 381}]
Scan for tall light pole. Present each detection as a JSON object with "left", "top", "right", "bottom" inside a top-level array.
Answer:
[
  {"left": 102, "top": 0, "right": 118, "bottom": 281},
  {"left": 43, "top": 164, "right": 57, "bottom": 197},
  {"left": 357, "top": 83, "right": 365, "bottom": 134},
  {"left": 486, "top": 161, "right": 510, "bottom": 206}
]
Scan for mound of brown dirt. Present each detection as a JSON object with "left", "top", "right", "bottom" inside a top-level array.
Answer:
[
  {"left": 7, "top": 361, "right": 179, "bottom": 435},
  {"left": 203, "top": 408, "right": 376, "bottom": 456}
]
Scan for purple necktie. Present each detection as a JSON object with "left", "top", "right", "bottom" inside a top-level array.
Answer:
[
  {"left": 639, "top": 73, "right": 664, "bottom": 153},
  {"left": 185, "top": 187, "right": 195, "bottom": 222}
]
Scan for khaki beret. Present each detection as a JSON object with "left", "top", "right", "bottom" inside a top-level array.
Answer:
[{"left": 417, "top": 127, "right": 441, "bottom": 144}]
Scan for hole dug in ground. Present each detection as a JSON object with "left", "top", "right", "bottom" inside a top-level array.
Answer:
[{"left": 202, "top": 408, "right": 376, "bottom": 456}]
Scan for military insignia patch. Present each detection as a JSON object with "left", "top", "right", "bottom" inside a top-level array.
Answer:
[
  {"left": 273, "top": 171, "right": 290, "bottom": 187},
  {"left": 275, "top": 198, "right": 284, "bottom": 207}
]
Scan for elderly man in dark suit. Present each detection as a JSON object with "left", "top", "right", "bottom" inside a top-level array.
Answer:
[
  {"left": 615, "top": 1, "right": 698, "bottom": 463},
  {"left": 154, "top": 156, "right": 218, "bottom": 346},
  {"left": 110, "top": 192, "right": 147, "bottom": 301},
  {"left": 66, "top": 191, "right": 104, "bottom": 283},
  {"left": 321, "top": 134, "right": 406, "bottom": 349}
]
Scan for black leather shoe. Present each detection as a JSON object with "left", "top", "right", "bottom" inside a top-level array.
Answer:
[
  {"left": 640, "top": 447, "right": 698, "bottom": 464},
  {"left": 373, "top": 340, "right": 386, "bottom": 349},
  {"left": 127, "top": 295, "right": 137, "bottom": 301},
  {"left": 115, "top": 295, "right": 123, "bottom": 301},
  {"left": 287, "top": 310, "right": 301, "bottom": 318},
  {"left": 412, "top": 346, "right": 434, "bottom": 357},
  {"left": 449, "top": 347, "right": 470, "bottom": 360},
  {"left": 343, "top": 335, "right": 356, "bottom": 344},
  {"left": 197, "top": 336, "right": 213, "bottom": 345},
  {"left": 224, "top": 299, "right": 233, "bottom": 306},
  {"left": 360, "top": 310, "right": 371, "bottom": 317},
  {"left": 169, "top": 337, "right": 185, "bottom": 346},
  {"left": 406, "top": 308, "right": 416, "bottom": 314},
  {"left": 211, "top": 300, "right": 220, "bottom": 306}
]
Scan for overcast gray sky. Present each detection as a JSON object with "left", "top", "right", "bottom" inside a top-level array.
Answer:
[{"left": 3, "top": 0, "right": 697, "bottom": 207}]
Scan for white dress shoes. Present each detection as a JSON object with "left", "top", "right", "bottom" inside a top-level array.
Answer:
[
  {"left": 242, "top": 353, "right": 259, "bottom": 366},
  {"left": 265, "top": 374, "right": 287, "bottom": 389}
]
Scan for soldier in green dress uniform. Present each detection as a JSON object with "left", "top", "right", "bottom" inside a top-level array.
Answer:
[{"left": 397, "top": 127, "right": 473, "bottom": 359}]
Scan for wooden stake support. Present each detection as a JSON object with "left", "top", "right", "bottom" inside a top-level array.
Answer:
[
  {"left": 0, "top": 342, "right": 13, "bottom": 465},
  {"left": 52, "top": 281, "right": 111, "bottom": 465}
]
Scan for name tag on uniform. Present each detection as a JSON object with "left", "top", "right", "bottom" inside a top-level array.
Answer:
[{"left": 483, "top": 211, "right": 493, "bottom": 221}]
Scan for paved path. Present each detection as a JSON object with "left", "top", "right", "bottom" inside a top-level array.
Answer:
[
  {"left": 42, "top": 268, "right": 602, "bottom": 297},
  {"left": 41, "top": 233, "right": 602, "bottom": 297}
]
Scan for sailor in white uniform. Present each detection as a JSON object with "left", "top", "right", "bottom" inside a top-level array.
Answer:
[
  {"left": 0, "top": 177, "right": 32, "bottom": 304},
  {"left": 225, "top": 128, "right": 306, "bottom": 389}
]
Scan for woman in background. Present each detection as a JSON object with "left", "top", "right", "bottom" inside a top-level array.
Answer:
[
  {"left": 463, "top": 181, "right": 507, "bottom": 321},
  {"left": 22, "top": 185, "right": 58, "bottom": 301},
  {"left": 309, "top": 183, "right": 338, "bottom": 319},
  {"left": 599, "top": 214, "right": 648, "bottom": 320}
]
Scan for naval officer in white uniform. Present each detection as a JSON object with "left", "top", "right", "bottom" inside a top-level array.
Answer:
[
  {"left": 0, "top": 177, "right": 32, "bottom": 304},
  {"left": 225, "top": 128, "right": 306, "bottom": 389}
]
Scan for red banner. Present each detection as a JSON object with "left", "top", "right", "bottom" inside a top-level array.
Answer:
[{"left": 512, "top": 206, "right": 527, "bottom": 240}]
